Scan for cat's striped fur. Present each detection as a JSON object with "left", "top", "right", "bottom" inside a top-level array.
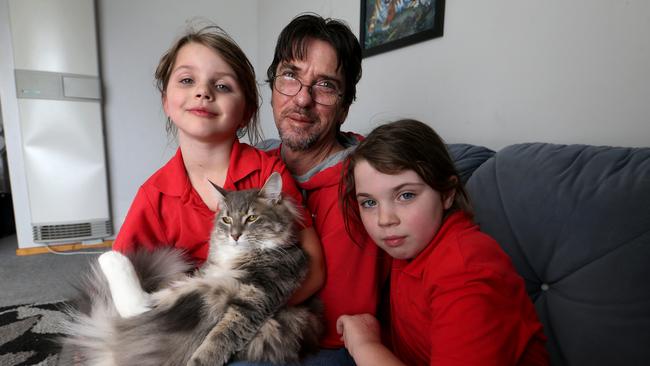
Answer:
[{"left": 58, "top": 173, "right": 322, "bottom": 366}]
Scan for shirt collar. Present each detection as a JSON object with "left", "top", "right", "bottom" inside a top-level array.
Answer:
[
  {"left": 151, "top": 148, "right": 188, "bottom": 197},
  {"left": 224, "top": 139, "right": 260, "bottom": 189},
  {"left": 151, "top": 139, "right": 259, "bottom": 196},
  {"left": 395, "top": 211, "right": 469, "bottom": 279}
]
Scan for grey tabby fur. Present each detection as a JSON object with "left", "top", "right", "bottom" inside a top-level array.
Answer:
[{"left": 58, "top": 172, "right": 322, "bottom": 366}]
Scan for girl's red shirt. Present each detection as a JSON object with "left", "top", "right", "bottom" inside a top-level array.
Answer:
[
  {"left": 390, "top": 211, "right": 549, "bottom": 366},
  {"left": 113, "top": 139, "right": 311, "bottom": 265}
]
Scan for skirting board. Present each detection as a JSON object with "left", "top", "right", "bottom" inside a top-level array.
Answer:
[{"left": 15, "top": 240, "right": 113, "bottom": 256}]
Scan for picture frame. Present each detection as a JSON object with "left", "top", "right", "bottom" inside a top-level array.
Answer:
[{"left": 360, "top": 0, "right": 445, "bottom": 58}]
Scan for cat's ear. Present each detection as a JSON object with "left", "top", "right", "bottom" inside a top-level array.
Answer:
[
  {"left": 208, "top": 180, "right": 228, "bottom": 205},
  {"left": 259, "top": 172, "right": 283, "bottom": 204}
]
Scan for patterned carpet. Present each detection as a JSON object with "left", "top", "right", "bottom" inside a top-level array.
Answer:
[{"left": 0, "top": 301, "right": 68, "bottom": 366}]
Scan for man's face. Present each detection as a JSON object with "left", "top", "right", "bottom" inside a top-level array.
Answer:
[{"left": 271, "top": 38, "right": 348, "bottom": 152}]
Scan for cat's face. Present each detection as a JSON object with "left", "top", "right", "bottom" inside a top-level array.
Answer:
[{"left": 209, "top": 173, "right": 298, "bottom": 255}]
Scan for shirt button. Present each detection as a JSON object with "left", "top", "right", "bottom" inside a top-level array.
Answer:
[{"left": 541, "top": 283, "right": 550, "bottom": 291}]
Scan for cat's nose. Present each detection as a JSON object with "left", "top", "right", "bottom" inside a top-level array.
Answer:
[{"left": 231, "top": 233, "right": 241, "bottom": 242}]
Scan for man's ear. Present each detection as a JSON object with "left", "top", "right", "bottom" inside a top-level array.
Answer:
[
  {"left": 337, "top": 107, "right": 349, "bottom": 127},
  {"left": 442, "top": 176, "right": 458, "bottom": 210}
]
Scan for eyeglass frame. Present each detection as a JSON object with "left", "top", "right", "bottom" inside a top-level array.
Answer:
[{"left": 271, "top": 75, "right": 343, "bottom": 106}]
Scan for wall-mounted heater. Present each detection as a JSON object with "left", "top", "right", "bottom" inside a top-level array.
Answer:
[{"left": 8, "top": 0, "right": 111, "bottom": 243}]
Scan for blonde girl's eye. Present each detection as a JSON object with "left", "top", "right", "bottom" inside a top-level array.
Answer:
[
  {"left": 245, "top": 215, "right": 258, "bottom": 223},
  {"left": 359, "top": 199, "right": 377, "bottom": 209},
  {"left": 214, "top": 83, "right": 232, "bottom": 92},
  {"left": 222, "top": 216, "right": 232, "bottom": 224}
]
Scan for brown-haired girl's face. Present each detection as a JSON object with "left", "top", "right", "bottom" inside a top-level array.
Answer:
[
  {"left": 163, "top": 42, "right": 247, "bottom": 144},
  {"left": 353, "top": 160, "right": 455, "bottom": 260}
]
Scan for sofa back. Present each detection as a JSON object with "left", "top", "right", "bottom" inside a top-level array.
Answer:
[{"left": 456, "top": 143, "right": 650, "bottom": 366}]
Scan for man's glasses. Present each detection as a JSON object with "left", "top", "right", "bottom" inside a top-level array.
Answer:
[{"left": 272, "top": 75, "right": 342, "bottom": 106}]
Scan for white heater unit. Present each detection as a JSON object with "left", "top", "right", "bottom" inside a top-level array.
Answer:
[{"left": 8, "top": 0, "right": 111, "bottom": 243}]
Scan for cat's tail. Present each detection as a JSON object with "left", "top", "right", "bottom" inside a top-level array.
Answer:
[
  {"left": 64, "top": 247, "right": 192, "bottom": 317},
  {"left": 57, "top": 260, "right": 119, "bottom": 365},
  {"left": 58, "top": 247, "right": 193, "bottom": 364},
  {"left": 126, "top": 247, "right": 194, "bottom": 292}
]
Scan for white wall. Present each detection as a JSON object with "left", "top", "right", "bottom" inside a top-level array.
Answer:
[
  {"left": 258, "top": 0, "right": 650, "bottom": 149},
  {"left": 97, "top": 0, "right": 258, "bottom": 232},
  {"left": 3, "top": 0, "right": 649, "bottom": 246}
]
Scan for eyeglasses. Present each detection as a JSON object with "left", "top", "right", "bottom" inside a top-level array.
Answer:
[{"left": 272, "top": 75, "right": 342, "bottom": 106}]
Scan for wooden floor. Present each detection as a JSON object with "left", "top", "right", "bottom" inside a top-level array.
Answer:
[{"left": 15, "top": 240, "right": 113, "bottom": 256}]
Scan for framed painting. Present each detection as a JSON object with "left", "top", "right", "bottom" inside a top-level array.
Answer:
[{"left": 360, "top": 0, "right": 445, "bottom": 58}]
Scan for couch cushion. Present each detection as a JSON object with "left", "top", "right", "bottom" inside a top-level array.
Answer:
[
  {"left": 447, "top": 143, "right": 495, "bottom": 184},
  {"left": 466, "top": 143, "right": 650, "bottom": 366}
]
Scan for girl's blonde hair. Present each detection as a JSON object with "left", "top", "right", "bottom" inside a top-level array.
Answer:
[{"left": 155, "top": 25, "right": 262, "bottom": 144}]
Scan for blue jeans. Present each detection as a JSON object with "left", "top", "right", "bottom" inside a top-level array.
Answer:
[{"left": 228, "top": 348, "right": 356, "bottom": 366}]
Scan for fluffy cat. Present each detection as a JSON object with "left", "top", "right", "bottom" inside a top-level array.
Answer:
[{"left": 58, "top": 172, "right": 322, "bottom": 366}]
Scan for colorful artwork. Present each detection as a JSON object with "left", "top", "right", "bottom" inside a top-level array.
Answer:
[{"left": 360, "top": 0, "right": 445, "bottom": 57}]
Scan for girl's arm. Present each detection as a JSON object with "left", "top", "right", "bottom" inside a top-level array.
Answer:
[
  {"left": 336, "top": 314, "right": 405, "bottom": 366},
  {"left": 287, "top": 226, "right": 326, "bottom": 305},
  {"left": 113, "top": 186, "right": 166, "bottom": 253}
]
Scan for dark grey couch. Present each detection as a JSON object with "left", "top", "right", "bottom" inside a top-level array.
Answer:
[{"left": 449, "top": 143, "right": 650, "bottom": 366}]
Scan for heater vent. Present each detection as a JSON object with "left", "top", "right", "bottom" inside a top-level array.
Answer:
[{"left": 32, "top": 220, "right": 112, "bottom": 242}]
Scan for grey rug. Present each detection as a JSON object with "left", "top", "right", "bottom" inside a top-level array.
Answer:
[{"left": 0, "top": 301, "right": 68, "bottom": 366}]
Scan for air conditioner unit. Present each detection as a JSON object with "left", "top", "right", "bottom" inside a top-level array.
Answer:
[{"left": 7, "top": 0, "right": 111, "bottom": 243}]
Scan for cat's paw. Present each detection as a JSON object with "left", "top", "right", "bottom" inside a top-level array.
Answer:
[
  {"left": 186, "top": 357, "right": 210, "bottom": 366},
  {"left": 98, "top": 251, "right": 134, "bottom": 275},
  {"left": 98, "top": 251, "right": 151, "bottom": 317},
  {"left": 187, "top": 351, "right": 229, "bottom": 366}
]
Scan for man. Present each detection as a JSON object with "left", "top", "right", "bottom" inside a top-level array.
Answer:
[{"left": 264, "top": 13, "right": 388, "bottom": 365}]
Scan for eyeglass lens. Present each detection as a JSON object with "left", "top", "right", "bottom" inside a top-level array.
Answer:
[{"left": 275, "top": 76, "right": 339, "bottom": 106}]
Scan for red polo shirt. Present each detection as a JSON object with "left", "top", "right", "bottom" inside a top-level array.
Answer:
[
  {"left": 113, "top": 139, "right": 311, "bottom": 265},
  {"left": 267, "top": 140, "right": 389, "bottom": 348},
  {"left": 390, "top": 211, "right": 548, "bottom": 366}
]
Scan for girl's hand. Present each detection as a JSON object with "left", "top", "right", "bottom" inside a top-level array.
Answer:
[
  {"left": 336, "top": 314, "right": 381, "bottom": 355},
  {"left": 337, "top": 314, "right": 406, "bottom": 366}
]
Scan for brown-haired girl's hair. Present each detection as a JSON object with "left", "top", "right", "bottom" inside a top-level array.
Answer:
[
  {"left": 155, "top": 24, "right": 262, "bottom": 144},
  {"left": 340, "top": 119, "right": 472, "bottom": 244}
]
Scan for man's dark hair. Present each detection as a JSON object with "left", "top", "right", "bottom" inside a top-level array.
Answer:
[{"left": 266, "top": 13, "right": 362, "bottom": 109}]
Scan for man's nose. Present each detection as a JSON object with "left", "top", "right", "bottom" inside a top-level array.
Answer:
[{"left": 293, "top": 84, "right": 314, "bottom": 107}]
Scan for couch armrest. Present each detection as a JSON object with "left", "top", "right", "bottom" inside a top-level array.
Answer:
[{"left": 466, "top": 142, "right": 650, "bottom": 366}]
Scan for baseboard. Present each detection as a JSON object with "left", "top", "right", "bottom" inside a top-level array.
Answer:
[{"left": 15, "top": 240, "right": 113, "bottom": 256}]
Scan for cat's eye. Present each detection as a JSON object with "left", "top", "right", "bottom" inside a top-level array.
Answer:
[
  {"left": 222, "top": 216, "right": 232, "bottom": 224},
  {"left": 246, "top": 215, "right": 258, "bottom": 223}
]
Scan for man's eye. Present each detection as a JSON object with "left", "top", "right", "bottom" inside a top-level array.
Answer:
[
  {"left": 280, "top": 70, "right": 296, "bottom": 78},
  {"left": 316, "top": 80, "right": 338, "bottom": 91},
  {"left": 359, "top": 199, "right": 377, "bottom": 209},
  {"left": 222, "top": 216, "right": 232, "bottom": 224}
]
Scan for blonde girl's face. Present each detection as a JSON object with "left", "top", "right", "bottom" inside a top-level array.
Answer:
[
  {"left": 354, "top": 160, "right": 455, "bottom": 260},
  {"left": 163, "top": 42, "right": 247, "bottom": 144}
]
